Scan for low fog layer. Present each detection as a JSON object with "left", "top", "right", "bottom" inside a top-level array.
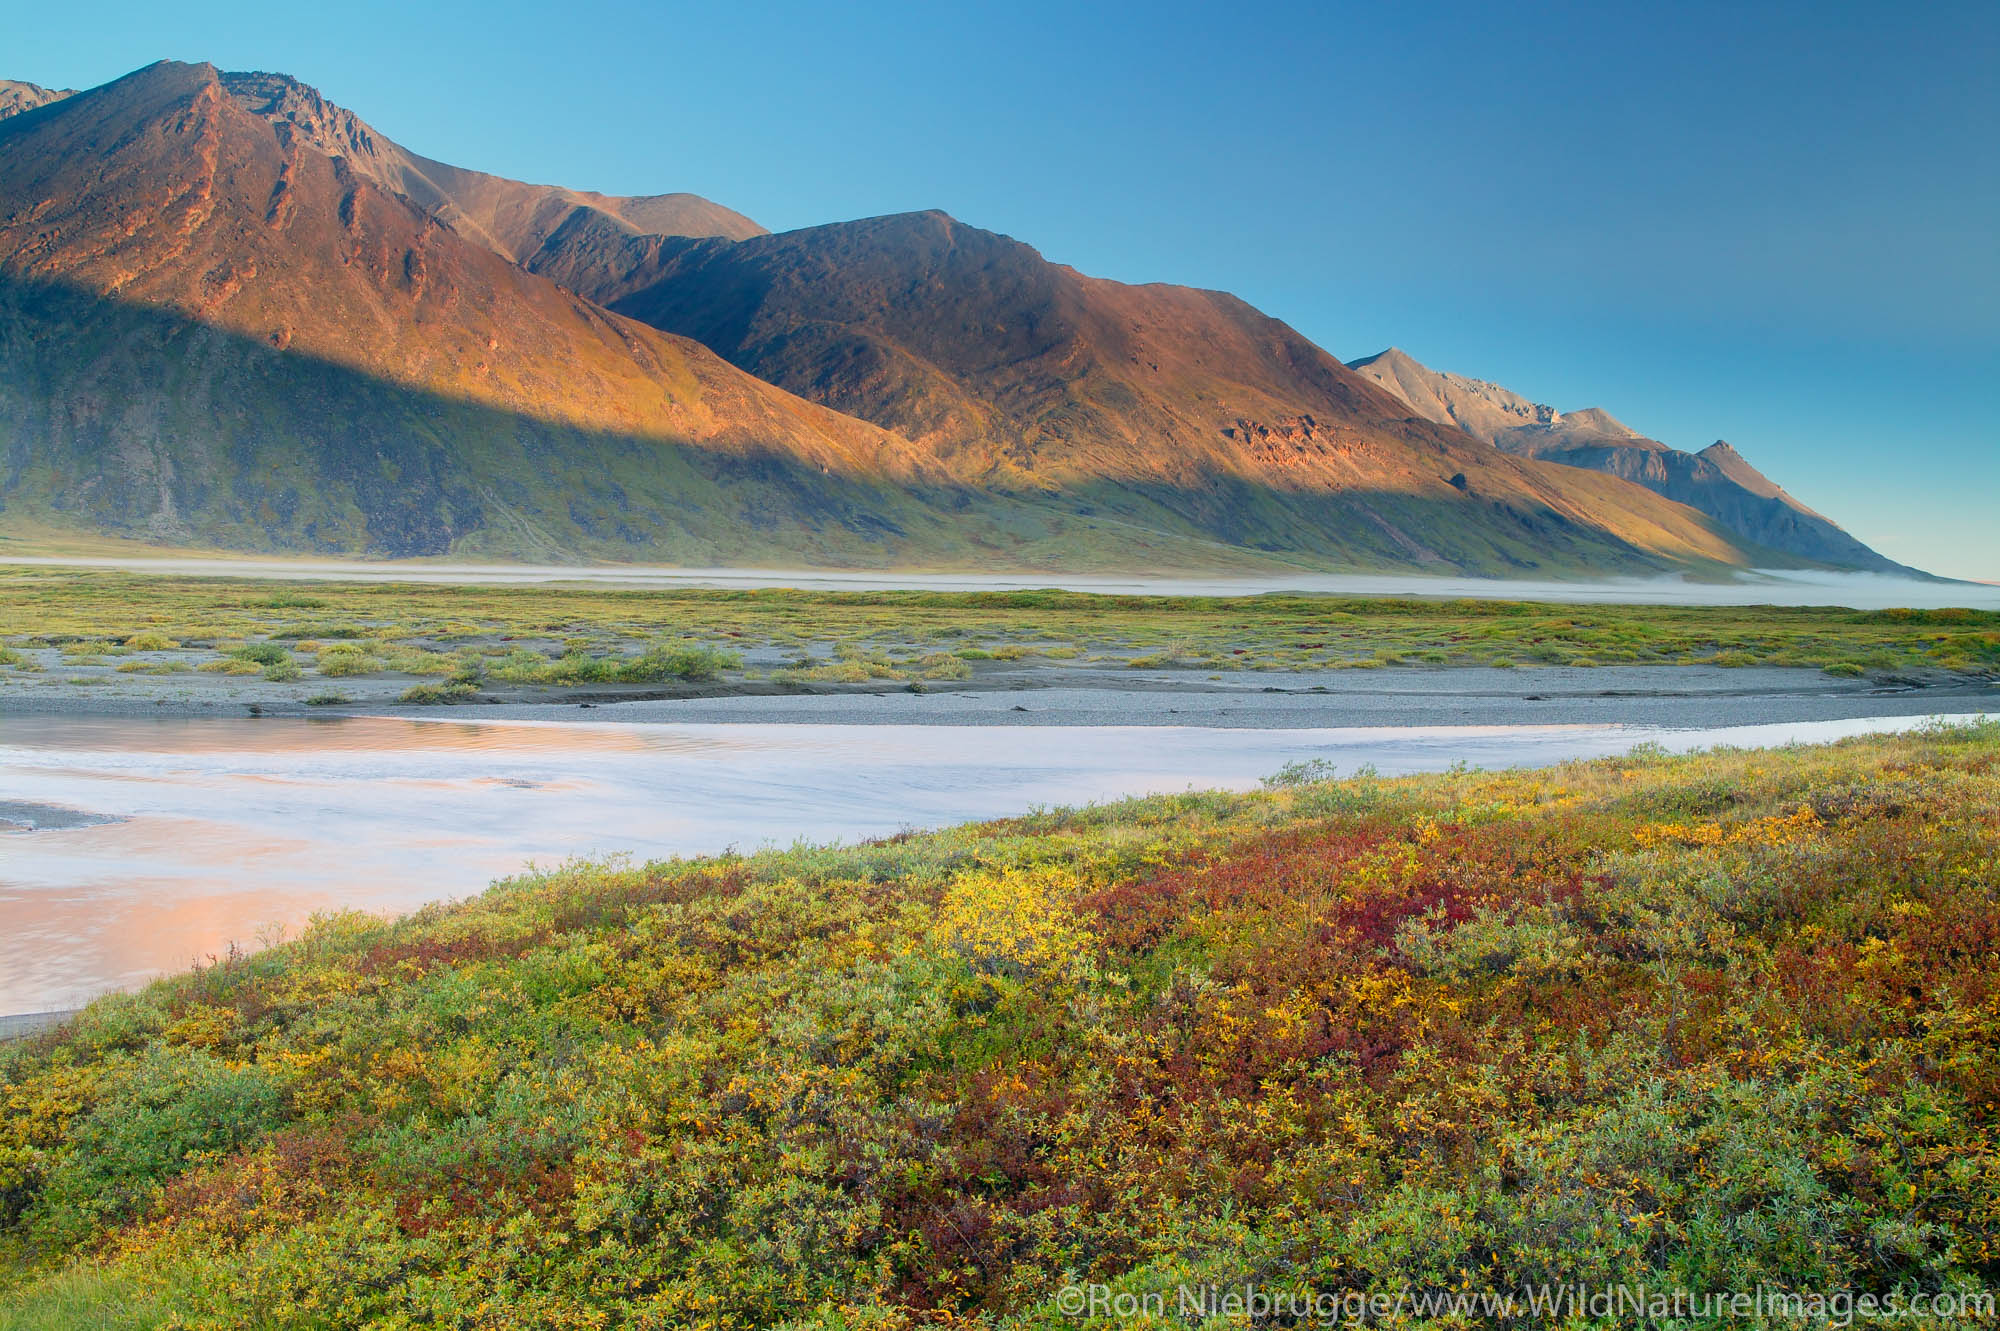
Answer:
[{"left": 4, "top": 558, "right": 1996, "bottom": 610}]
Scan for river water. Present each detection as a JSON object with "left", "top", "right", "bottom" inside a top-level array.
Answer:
[{"left": 1, "top": 711, "right": 1989, "bottom": 1013}]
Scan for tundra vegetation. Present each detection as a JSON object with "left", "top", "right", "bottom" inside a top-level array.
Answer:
[
  {"left": 2, "top": 722, "right": 1999, "bottom": 1326},
  {"left": 0, "top": 569, "right": 1996, "bottom": 703}
]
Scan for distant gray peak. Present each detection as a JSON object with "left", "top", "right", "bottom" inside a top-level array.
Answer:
[
  {"left": 0, "top": 79, "right": 78, "bottom": 122},
  {"left": 1349, "top": 347, "right": 1577, "bottom": 440},
  {"left": 1559, "top": 406, "right": 1642, "bottom": 439}
]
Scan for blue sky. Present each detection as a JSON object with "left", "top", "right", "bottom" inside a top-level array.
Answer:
[{"left": 14, "top": 0, "right": 1998, "bottom": 578}]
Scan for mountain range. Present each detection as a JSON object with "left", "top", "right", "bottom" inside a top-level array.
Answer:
[
  {"left": 1347, "top": 348, "right": 1910, "bottom": 574},
  {"left": 0, "top": 61, "right": 1911, "bottom": 575}
]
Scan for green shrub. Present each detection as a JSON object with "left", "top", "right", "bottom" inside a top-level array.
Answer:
[
  {"left": 314, "top": 646, "right": 382, "bottom": 677},
  {"left": 122, "top": 632, "right": 179, "bottom": 651},
  {"left": 28, "top": 1047, "right": 281, "bottom": 1246},
  {"left": 613, "top": 642, "right": 739, "bottom": 683},
  {"left": 399, "top": 681, "right": 478, "bottom": 705},
  {"left": 483, "top": 648, "right": 553, "bottom": 682},
  {"left": 540, "top": 651, "right": 614, "bottom": 685},
  {"left": 304, "top": 692, "right": 352, "bottom": 707},
  {"left": 381, "top": 647, "right": 456, "bottom": 676},
  {"left": 197, "top": 658, "right": 264, "bottom": 676},
  {"left": 228, "top": 643, "right": 291, "bottom": 667},
  {"left": 1262, "top": 757, "right": 1342, "bottom": 788},
  {"left": 1823, "top": 661, "right": 1867, "bottom": 678},
  {"left": 919, "top": 653, "right": 972, "bottom": 681},
  {"left": 802, "top": 661, "right": 874, "bottom": 684}
]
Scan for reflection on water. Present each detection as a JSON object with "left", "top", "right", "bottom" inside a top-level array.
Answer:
[{"left": 1, "top": 712, "right": 1990, "bottom": 1012}]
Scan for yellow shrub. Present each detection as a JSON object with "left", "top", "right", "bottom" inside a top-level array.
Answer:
[{"left": 931, "top": 866, "right": 1097, "bottom": 982}]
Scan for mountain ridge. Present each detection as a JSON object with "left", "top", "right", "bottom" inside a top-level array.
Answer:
[
  {"left": 1347, "top": 347, "right": 1911, "bottom": 574},
  {"left": 216, "top": 69, "right": 766, "bottom": 265},
  {"left": 527, "top": 207, "right": 1793, "bottom": 572}
]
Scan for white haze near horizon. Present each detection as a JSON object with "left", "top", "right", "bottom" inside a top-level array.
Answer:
[{"left": 5, "top": 558, "right": 1998, "bottom": 610}]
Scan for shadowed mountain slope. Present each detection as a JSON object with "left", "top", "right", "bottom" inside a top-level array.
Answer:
[{"left": 1349, "top": 348, "right": 1910, "bottom": 573}]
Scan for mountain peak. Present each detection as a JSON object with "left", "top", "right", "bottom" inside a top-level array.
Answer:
[
  {"left": 1695, "top": 439, "right": 1800, "bottom": 505},
  {"left": 211, "top": 66, "right": 764, "bottom": 262},
  {"left": 1348, "top": 347, "right": 1419, "bottom": 370},
  {"left": 1346, "top": 348, "right": 1563, "bottom": 440},
  {"left": 1561, "top": 406, "right": 1643, "bottom": 440}
]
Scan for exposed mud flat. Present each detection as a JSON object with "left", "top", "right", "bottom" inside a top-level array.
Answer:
[
  {"left": 468, "top": 665, "right": 1998, "bottom": 730},
  {"left": 0, "top": 800, "right": 124, "bottom": 832}
]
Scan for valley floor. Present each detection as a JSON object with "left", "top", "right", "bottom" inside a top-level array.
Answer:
[{"left": 3, "top": 565, "right": 1996, "bottom": 726}]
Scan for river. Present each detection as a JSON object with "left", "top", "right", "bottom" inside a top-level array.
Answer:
[{"left": 1, "top": 711, "right": 1990, "bottom": 1013}]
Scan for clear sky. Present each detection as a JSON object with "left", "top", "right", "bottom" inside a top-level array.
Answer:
[{"left": 12, "top": 0, "right": 1997, "bottom": 578}]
